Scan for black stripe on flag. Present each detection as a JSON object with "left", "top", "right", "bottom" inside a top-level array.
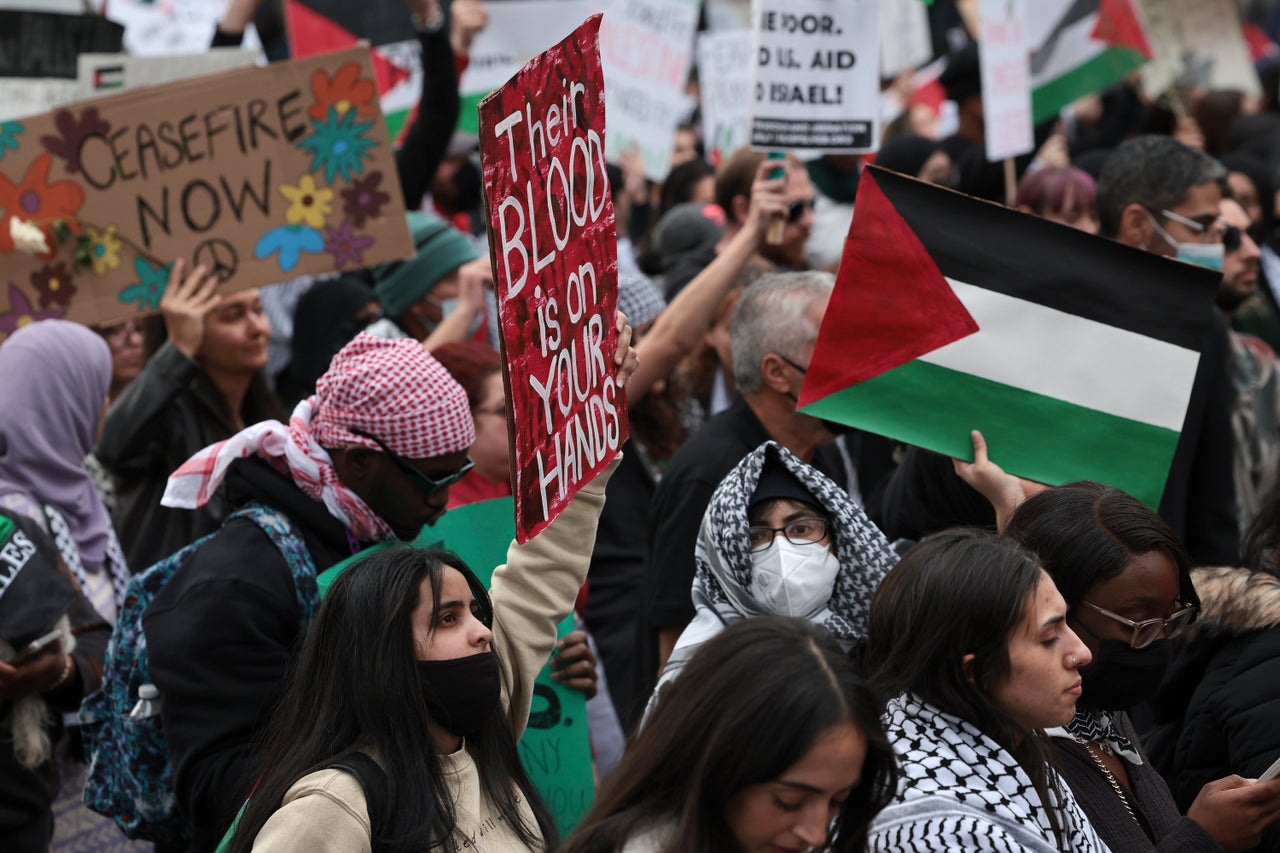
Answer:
[{"left": 867, "top": 166, "right": 1218, "bottom": 352}]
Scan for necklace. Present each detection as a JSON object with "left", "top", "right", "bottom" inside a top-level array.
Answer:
[{"left": 1079, "top": 739, "right": 1141, "bottom": 827}]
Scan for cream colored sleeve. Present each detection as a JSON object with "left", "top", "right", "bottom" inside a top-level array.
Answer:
[
  {"left": 489, "top": 455, "right": 620, "bottom": 738},
  {"left": 250, "top": 769, "right": 372, "bottom": 853}
]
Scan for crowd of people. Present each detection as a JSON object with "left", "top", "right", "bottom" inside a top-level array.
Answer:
[{"left": 12, "top": 0, "right": 1280, "bottom": 851}]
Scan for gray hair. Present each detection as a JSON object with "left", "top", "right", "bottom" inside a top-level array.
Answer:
[
  {"left": 731, "top": 272, "right": 834, "bottom": 394},
  {"left": 1096, "top": 135, "right": 1227, "bottom": 238}
]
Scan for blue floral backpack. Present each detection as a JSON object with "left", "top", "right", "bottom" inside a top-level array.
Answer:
[{"left": 78, "top": 503, "right": 320, "bottom": 844}]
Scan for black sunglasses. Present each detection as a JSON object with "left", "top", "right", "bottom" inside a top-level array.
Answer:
[
  {"left": 788, "top": 198, "right": 816, "bottom": 224},
  {"left": 1222, "top": 224, "right": 1243, "bottom": 253},
  {"left": 349, "top": 428, "right": 474, "bottom": 498}
]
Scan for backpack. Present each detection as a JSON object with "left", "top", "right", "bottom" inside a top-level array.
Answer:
[{"left": 78, "top": 503, "right": 320, "bottom": 844}]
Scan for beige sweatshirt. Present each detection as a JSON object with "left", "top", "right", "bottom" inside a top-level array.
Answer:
[{"left": 250, "top": 459, "right": 618, "bottom": 853}]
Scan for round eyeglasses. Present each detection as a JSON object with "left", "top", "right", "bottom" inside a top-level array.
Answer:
[
  {"left": 747, "top": 517, "right": 829, "bottom": 552},
  {"left": 1078, "top": 600, "right": 1198, "bottom": 649}
]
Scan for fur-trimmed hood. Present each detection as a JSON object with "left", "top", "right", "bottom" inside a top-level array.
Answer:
[{"left": 1188, "top": 566, "right": 1280, "bottom": 639}]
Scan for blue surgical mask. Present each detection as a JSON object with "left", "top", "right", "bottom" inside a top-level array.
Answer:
[
  {"left": 1176, "top": 242, "right": 1224, "bottom": 271},
  {"left": 428, "top": 296, "right": 483, "bottom": 336}
]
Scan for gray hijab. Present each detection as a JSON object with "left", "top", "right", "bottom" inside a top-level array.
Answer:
[{"left": 0, "top": 320, "right": 113, "bottom": 563}]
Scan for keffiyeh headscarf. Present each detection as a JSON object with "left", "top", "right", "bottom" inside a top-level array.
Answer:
[
  {"left": 164, "top": 334, "right": 475, "bottom": 542},
  {"left": 648, "top": 442, "right": 897, "bottom": 712}
]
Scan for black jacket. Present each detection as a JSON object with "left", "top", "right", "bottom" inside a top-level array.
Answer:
[
  {"left": 95, "top": 343, "right": 281, "bottom": 571},
  {"left": 1148, "top": 566, "right": 1280, "bottom": 852},
  {"left": 142, "top": 458, "right": 352, "bottom": 852}
]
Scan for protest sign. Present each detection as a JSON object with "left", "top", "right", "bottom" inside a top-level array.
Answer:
[
  {"left": 879, "top": 0, "right": 932, "bottom": 78},
  {"left": 459, "top": 0, "right": 595, "bottom": 135},
  {"left": 106, "top": 0, "right": 262, "bottom": 56},
  {"left": 599, "top": 0, "right": 702, "bottom": 181},
  {"left": 0, "top": 10, "right": 123, "bottom": 79},
  {"left": 78, "top": 49, "right": 259, "bottom": 96},
  {"left": 1137, "top": 0, "right": 1261, "bottom": 99},
  {"left": 749, "top": 0, "right": 880, "bottom": 152},
  {"left": 697, "top": 29, "right": 754, "bottom": 165},
  {"left": 978, "top": 0, "right": 1033, "bottom": 163},
  {"left": 478, "top": 14, "right": 629, "bottom": 543},
  {"left": 1028, "top": 0, "right": 1151, "bottom": 124},
  {"left": 799, "top": 168, "right": 1218, "bottom": 509},
  {"left": 0, "top": 79, "right": 82, "bottom": 123},
  {"left": 311, "top": 496, "right": 595, "bottom": 837},
  {"left": 0, "top": 46, "right": 413, "bottom": 342}
]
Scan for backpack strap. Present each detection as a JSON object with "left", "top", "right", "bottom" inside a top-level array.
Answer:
[
  {"left": 328, "top": 752, "right": 391, "bottom": 853},
  {"left": 230, "top": 503, "right": 321, "bottom": 624}
]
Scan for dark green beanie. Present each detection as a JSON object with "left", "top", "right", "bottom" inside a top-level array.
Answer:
[{"left": 372, "top": 212, "right": 478, "bottom": 320}]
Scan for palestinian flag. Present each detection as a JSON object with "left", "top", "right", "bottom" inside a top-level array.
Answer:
[
  {"left": 286, "top": 0, "right": 415, "bottom": 139},
  {"left": 799, "top": 166, "right": 1218, "bottom": 508},
  {"left": 1030, "top": 0, "right": 1153, "bottom": 124}
]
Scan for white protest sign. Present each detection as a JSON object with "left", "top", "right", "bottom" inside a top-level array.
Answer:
[
  {"left": 0, "top": 79, "right": 81, "bottom": 121},
  {"left": 698, "top": 29, "right": 754, "bottom": 163},
  {"left": 1137, "top": 0, "right": 1261, "bottom": 98},
  {"left": 600, "top": 0, "right": 703, "bottom": 181},
  {"left": 880, "top": 0, "right": 933, "bottom": 78},
  {"left": 77, "top": 48, "right": 259, "bottom": 95},
  {"left": 106, "top": 0, "right": 261, "bottom": 56},
  {"left": 750, "top": 0, "right": 879, "bottom": 152},
  {"left": 978, "top": 0, "right": 1033, "bottom": 162}
]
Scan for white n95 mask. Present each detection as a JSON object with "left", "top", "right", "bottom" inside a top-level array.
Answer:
[{"left": 749, "top": 538, "right": 840, "bottom": 618}]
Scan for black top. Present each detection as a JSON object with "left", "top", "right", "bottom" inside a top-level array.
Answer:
[{"left": 143, "top": 458, "right": 352, "bottom": 852}]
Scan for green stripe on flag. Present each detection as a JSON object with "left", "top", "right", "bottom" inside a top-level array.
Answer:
[
  {"left": 801, "top": 359, "right": 1178, "bottom": 508},
  {"left": 385, "top": 108, "right": 410, "bottom": 144},
  {"left": 458, "top": 92, "right": 486, "bottom": 136},
  {"left": 1031, "top": 47, "right": 1147, "bottom": 124}
]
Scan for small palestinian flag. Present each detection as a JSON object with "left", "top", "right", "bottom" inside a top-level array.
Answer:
[
  {"left": 1030, "top": 0, "right": 1152, "bottom": 124},
  {"left": 799, "top": 166, "right": 1218, "bottom": 508}
]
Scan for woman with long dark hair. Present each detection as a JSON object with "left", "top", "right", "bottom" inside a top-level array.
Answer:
[
  {"left": 865, "top": 529, "right": 1106, "bottom": 852},
  {"left": 227, "top": 459, "right": 620, "bottom": 852},
  {"left": 560, "top": 616, "right": 897, "bottom": 853}
]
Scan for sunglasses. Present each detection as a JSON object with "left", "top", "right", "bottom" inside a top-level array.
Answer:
[
  {"left": 349, "top": 428, "right": 474, "bottom": 498},
  {"left": 787, "top": 198, "right": 816, "bottom": 224},
  {"left": 1079, "top": 600, "right": 1197, "bottom": 649}
]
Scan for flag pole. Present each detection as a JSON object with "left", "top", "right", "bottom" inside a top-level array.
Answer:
[{"left": 1003, "top": 157, "right": 1017, "bottom": 207}]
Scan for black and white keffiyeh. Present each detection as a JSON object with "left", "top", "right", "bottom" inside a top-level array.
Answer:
[
  {"left": 870, "top": 695, "right": 1112, "bottom": 853},
  {"left": 646, "top": 442, "right": 897, "bottom": 715},
  {"left": 1048, "top": 709, "right": 1143, "bottom": 765}
]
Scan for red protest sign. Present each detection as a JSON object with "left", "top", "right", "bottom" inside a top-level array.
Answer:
[{"left": 478, "top": 14, "right": 628, "bottom": 543}]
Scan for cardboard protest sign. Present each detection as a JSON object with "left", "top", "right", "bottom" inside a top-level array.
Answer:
[
  {"left": 1137, "top": 0, "right": 1262, "bottom": 98},
  {"left": 311, "top": 496, "right": 595, "bottom": 837},
  {"left": 749, "top": 0, "right": 880, "bottom": 152},
  {"left": 459, "top": 0, "right": 595, "bottom": 136},
  {"left": 478, "top": 14, "right": 629, "bottom": 543},
  {"left": 0, "top": 46, "right": 413, "bottom": 342},
  {"left": 0, "top": 10, "right": 124, "bottom": 79},
  {"left": 978, "top": 0, "right": 1034, "bottom": 162},
  {"left": 799, "top": 167, "right": 1218, "bottom": 509},
  {"left": 599, "top": 0, "right": 703, "bottom": 181},
  {"left": 697, "top": 29, "right": 754, "bottom": 165}
]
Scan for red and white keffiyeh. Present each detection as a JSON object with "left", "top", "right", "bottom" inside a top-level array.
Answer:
[{"left": 162, "top": 334, "right": 476, "bottom": 543}]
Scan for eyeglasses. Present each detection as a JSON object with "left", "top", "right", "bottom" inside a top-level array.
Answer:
[
  {"left": 748, "top": 517, "right": 830, "bottom": 552},
  {"left": 1078, "top": 600, "right": 1198, "bottom": 649},
  {"left": 97, "top": 320, "right": 142, "bottom": 348},
  {"left": 349, "top": 428, "right": 474, "bottom": 498},
  {"left": 1221, "top": 224, "right": 1243, "bottom": 253},
  {"left": 788, "top": 198, "right": 816, "bottom": 224},
  {"left": 1152, "top": 208, "right": 1227, "bottom": 245}
]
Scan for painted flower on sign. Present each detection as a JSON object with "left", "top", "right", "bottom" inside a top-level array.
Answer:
[
  {"left": 280, "top": 175, "right": 334, "bottom": 229},
  {"left": 0, "top": 282, "right": 63, "bottom": 335},
  {"left": 118, "top": 257, "right": 174, "bottom": 312},
  {"left": 340, "top": 171, "right": 390, "bottom": 228},
  {"left": 255, "top": 224, "right": 324, "bottom": 273},
  {"left": 39, "top": 107, "right": 110, "bottom": 175},
  {"left": 324, "top": 220, "right": 375, "bottom": 267},
  {"left": 30, "top": 262, "right": 76, "bottom": 309},
  {"left": 0, "top": 121, "right": 23, "bottom": 161},
  {"left": 85, "top": 225, "right": 122, "bottom": 274},
  {"left": 0, "top": 154, "right": 86, "bottom": 256},
  {"left": 309, "top": 63, "right": 378, "bottom": 122},
  {"left": 298, "top": 107, "right": 376, "bottom": 184}
]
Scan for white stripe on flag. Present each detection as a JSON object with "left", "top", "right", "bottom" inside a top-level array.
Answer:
[
  {"left": 918, "top": 279, "right": 1200, "bottom": 432},
  {"left": 1030, "top": 15, "right": 1103, "bottom": 88}
]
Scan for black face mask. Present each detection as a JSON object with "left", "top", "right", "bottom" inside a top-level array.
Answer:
[
  {"left": 416, "top": 652, "right": 501, "bottom": 737},
  {"left": 1079, "top": 637, "right": 1172, "bottom": 711}
]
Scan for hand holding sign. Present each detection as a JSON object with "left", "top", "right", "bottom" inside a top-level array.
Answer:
[{"left": 160, "top": 258, "right": 222, "bottom": 361}]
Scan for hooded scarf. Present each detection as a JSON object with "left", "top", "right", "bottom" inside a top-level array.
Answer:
[{"left": 647, "top": 442, "right": 897, "bottom": 715}]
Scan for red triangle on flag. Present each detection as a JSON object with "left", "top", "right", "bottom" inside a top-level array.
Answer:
[
  {"left": 798, "top": 169, "right": 979, "bottom": 409},
  {"left": 1091, "top": 0, "right": 1153, "bottom": 60},
  {"left": 286, "top": 0, "right": 411, "bottom": 95}
]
